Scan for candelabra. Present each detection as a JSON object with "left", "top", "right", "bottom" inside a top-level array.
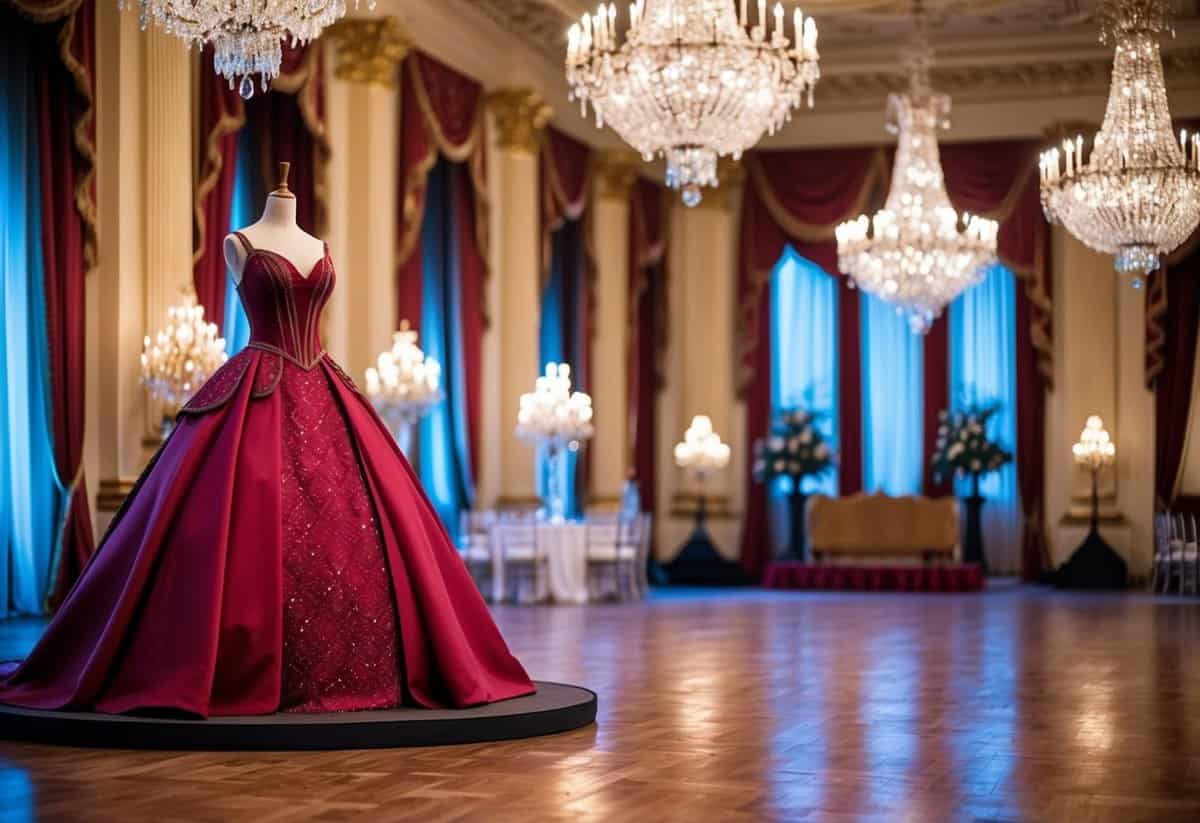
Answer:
[
  {"left": 1056, "top": 415, "right": 1126, "bottom": 589},
  {"left": 1073, "top": 415, "right": 1117, "bottom": 534},
  {"left": 516, "top": 363, "right": 594, "bottom": 522},
  {"left": 666, "top": 415, "right": 744, "bottom": 584},
  {"left": 364, "top": 320, "right": 443, "bottom": 457},
  {"left": 141, "top": 290, "right": 228, "bottom": 437}
]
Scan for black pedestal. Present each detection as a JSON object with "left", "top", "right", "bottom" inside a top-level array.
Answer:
[
  {"left": 962, "top": 494, "right": 987, "bottom": 573},
  {"left": 787, "top": 491, "right": 809, "bottom": 561},
  {"left": 1053, "top": 529, "right": 1127, "bottom": 590},
  {"left": 664, "top": 497, "right": 748, "bottom": 585}
]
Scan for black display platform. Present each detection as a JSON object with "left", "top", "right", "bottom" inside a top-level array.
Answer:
[{"left": 0, "top": 681, "right": 596, "bottom": 751}]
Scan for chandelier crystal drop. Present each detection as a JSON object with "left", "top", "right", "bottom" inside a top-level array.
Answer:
[
  {"left": 120, "top": 0, "right": 375, "bottom": 98},
  {"left": 565, "top": 0, "right": 820, "bottom": 207},
  {"left": 140, "top": 291, "right": 228, "bottom": 415},
  {"left": 835, "top": 16, "right": 998, "bottom": 334},
  {"left": 1039, "top": 0, "right": 1200, "bottom": 285}
]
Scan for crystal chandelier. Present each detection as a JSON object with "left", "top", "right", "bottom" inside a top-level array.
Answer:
[
  {"left": 565, "top": 0, "right": 820, "bottom": 207},
  {"left": 1073, "top": 415, "right": 1117, "bottom": 471},
  {"left": 674, "top": 415, "right": 731, "bottom": 480},
  {"left": 1039, "top": 0, "right": 1200, "bottom": 285},
  {"left": 835, "top": 11, "right": 998, "bottom": 334},
  {"left": 121, "top": 0, "right": 374, "bottom": 98},
  {"left": 364, "top": 320, "right": 443, "bottom": 456},
  {"left": 141, "top": 290, "right": 227, "bottom": 420}
]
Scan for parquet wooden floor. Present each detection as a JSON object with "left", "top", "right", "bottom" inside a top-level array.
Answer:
[{"left": 3, "top": 586, "right": 1200, "bottom": 822}]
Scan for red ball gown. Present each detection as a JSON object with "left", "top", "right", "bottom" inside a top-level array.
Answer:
[{"left": 0, "top": 234, "right": 535, "bottom": 716}]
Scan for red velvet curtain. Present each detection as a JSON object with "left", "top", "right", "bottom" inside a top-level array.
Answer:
[
  {"left": 629, "top": 179, "right": 669, "bottom": 527},
  {"left": 193, "top": 44, "right": 327, "bottom": 326},
  {"left": 12, "top": 0, "right": 99, "bottom": 607},
  {"left": 940, "top": 140, "right": 1053, "bottom": 580},
  {"left": 1150, "top": 245, "right": 1200, "bottom": 510},
  {"left": 737, "top": 148, "right": 885, "bottom": 578},
  {"left": 922, "top": 317, "right": 951, "bottom": 497},
  {"left": 394, "top": 51, "right": 487, "bottom": 480},
  {"left": 192, "top": 48, "right": 245, "bottom": 332}
]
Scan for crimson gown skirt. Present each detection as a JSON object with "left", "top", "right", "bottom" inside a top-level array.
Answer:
[{"left": 0, "top": 348, "right": 535, "bottom": 716}]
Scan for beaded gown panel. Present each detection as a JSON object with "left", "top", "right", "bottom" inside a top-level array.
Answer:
[{"left": 0, "top": 234, "right": 534, "bottom": 717}]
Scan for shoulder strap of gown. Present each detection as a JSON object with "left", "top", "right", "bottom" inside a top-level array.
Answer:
[{"left": 231, "top": 231, "right": 254, "bottom": 254}]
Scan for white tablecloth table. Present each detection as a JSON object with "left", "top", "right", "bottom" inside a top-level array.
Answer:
[{"left": 490, "top": 522, "right": 590, "bottom": 604}]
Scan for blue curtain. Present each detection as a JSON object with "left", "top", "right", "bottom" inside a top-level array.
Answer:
[
  {"left": 222, "top": 127, "right": 255, "bottom": 355},
  {"left": 771, "top": 247, "right": 839, "bottom": 497},
  {"left": 417, "top": 158, "right": 475, "bottom": 539},
  {"left": 861, "top": 292, "right": 924, "bottom": 496},
  {"left": 0, "top": 31, "right": 68, "bottom": 615},
  {"left": 537, "top": 221, "right": 582, "bottom": 518},
  {"left": 950, "top": 264, "right": 1020, "bottom": 572}
]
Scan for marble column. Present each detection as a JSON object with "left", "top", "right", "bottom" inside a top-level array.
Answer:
[
  {"left": 324, "top": 18, "right": 410, "bottom": 369},
  {"left": 324, "top": 19, "right": 408, "bottom": 379},
  {"left": 589, "top": 150, "right": 640, "bottom": 508},
  {"left": 482, "top": 89, "right": 550, "bottom": 508},
  {"left": 91, "top": 11, "right": 194, "bottom": 529},
  {"left": 660, "top": 160, "right": 744, "bottom": 560}
]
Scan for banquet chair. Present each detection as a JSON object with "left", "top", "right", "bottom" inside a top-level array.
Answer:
[
  {"left": 458, "top": 509, "right": 496, "bottom": 596},
  {"left": 1152, "top": 512, "right": 1172, "bottom": 593},
  {"left": 633, "top": 513, "right": 653, "bottom": 597},
  {"left": 496, "top": 522, "right": 547, "bottom": 603},
  {"left": 586, "top": 515, "right": 642, "bottom": 600},
  {"left": 1181, "top": 513, "right": 1199, "bottom": 596}
]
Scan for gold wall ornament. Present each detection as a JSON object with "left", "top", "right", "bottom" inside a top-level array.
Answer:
[
  {"left": 593, "top": 150, "right": 642, "bottom": 200},
  {"left": 325, "top": 16, "right": 410, "bottom": 87},
  {"left": 485, "top": 88, "right": 552, "bottom": 154}
]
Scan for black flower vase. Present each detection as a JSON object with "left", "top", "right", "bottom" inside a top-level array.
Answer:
[
  {"left": 788, "top": 488, "right": 809, "bottom": 561},
  {"left": 962, "top": 472, "right": 987, "bottom": 573}
]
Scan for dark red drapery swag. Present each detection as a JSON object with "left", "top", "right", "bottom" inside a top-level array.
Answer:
[
  {"left": 394, "top": 51, "right": 488, "bottom": 482},
  {"left": 922, "top": 316, "right": 951, "bottom": 497},
  {"left": 940, "top": 139, "right": 1054, "bottom": 580},
  {"left": 629, "top": 178, "right": 669, "bottom": 542},
  {"left": 1149, "top": 241, "right": 1200, "bottom": 510},
  {"left": 193, "top": 44, "right": 328, "bottom": 329},
  {"left": 736, "top": 148, "right": 885, "bottom": 578},
  {"left": 12, "top": 0, "right": 100, "bottom": 608},
  {"left": 540, "top": 128, "right": 593, "bottom": 503}
]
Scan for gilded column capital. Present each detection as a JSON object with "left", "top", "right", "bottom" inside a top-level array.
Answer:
[
  {"left": 325, "top": 17, "right": 410, "bottom": 87},
  {"left": 593, "top": 149, "right": 642, "bottom": 200},
  {"left": 692, "top": 156, "right": 745, "bottom": 211},
  {"left": 486, "top": 88, "right": 552, "bottom": 154}
]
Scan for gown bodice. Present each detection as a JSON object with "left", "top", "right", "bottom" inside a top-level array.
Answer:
[{"left": 233, "top": 232, "right": 333, "bottom": 369}]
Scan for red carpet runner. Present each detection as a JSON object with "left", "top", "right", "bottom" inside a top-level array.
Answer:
[{"left": 764, "top": 563, "right": 984, "bottom": 593}]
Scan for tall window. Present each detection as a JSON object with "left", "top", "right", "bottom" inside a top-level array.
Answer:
[
  {"left": 861, "top": 292, "right": 925, "bottom": 496},
  {"left": 0, "top": 34, "right": 67, "bottom": 614},
  {"left": 950, "top": 264, "right": 1019, "bottom": 570},
  {"left": 771, "top": 247, "right": 839, "bottom": 496}
]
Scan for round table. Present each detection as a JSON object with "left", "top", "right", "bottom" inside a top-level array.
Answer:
[{"left": 490, "top": 522, "right": 590, "bottom": 604}]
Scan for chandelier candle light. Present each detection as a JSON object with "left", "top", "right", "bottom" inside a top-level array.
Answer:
[
  {"left": 1038, "top": 0, "right": 1200, "bottom": 285},
  {"left": 140, "top": 290, "right": 228, "bottom": 435},
  {"left": 516, "top": 363, "right": 595, "bottom": 522},
  {"left": 121, "top": 0, "right": 375, "bottom": 98},
  {"left": 835, "top": 5, "right": 998, "bottom": 334},
  {"left": 364, "top": 320, "right": 443, "bottom": 457},
  {"left": 565, "top": 0, "right": 820, "bottom": 207}
]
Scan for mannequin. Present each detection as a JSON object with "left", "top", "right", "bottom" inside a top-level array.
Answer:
[{"left": 224, "top": 162, "right": 327, "bottom": 284}]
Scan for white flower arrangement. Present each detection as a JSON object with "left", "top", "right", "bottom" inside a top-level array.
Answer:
[
  {"left": 931, "top": 406, "right": 1013, "bottom": 485},
  {"left": 753, "top": 408, "right": 837, "bottom": 485}
]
